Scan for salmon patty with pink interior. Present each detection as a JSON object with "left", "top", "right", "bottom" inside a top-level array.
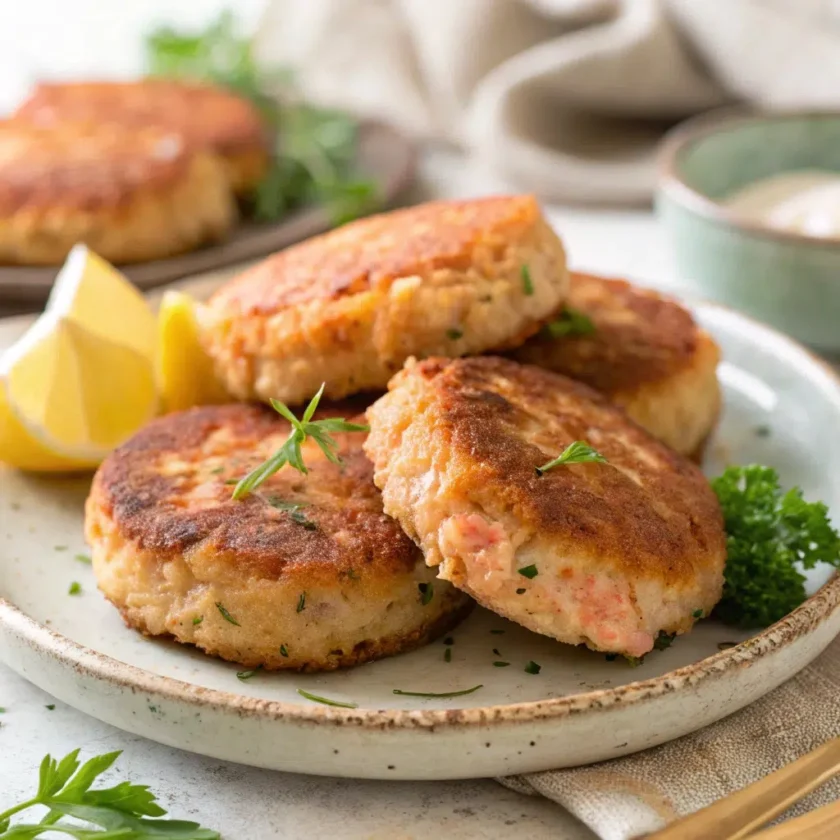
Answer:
[
  {"left": 364, "top": 357, "right": 726, "bottom": 657},
  {"left": 85, "top": 403, "right": 471, "bottom": 672},
  {"left": 512, "top": 272, "right": 721, "bottom": 459}
]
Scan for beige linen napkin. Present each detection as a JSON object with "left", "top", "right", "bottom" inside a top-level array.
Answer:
[
  {"left": 255, "top": 0, "right": 840, "bottom": 204},
  {"left": 498, "top": 636, "right": 840, "bottom": 840}
]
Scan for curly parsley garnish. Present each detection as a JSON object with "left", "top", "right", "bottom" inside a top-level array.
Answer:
[
  {"left": 0, "top": 749, "right": 219, "bottom": 838},
  {"left": 231, "top": 384, "right": 368, "bottom": 500},
  {"left": 517, "top": 564, "right": 538, "bottom": 579},
  {"left": 524, "top": 661, "right": 541, "bottom": 675},
  {"left": 712, "top": 465, "right": 840, "bottom": 627},
  {"left": 536, "top": 441, "right": 608, "bottom": 476},
  {"left": 543, "top": 307, "right": 595, "bottom": 338}
]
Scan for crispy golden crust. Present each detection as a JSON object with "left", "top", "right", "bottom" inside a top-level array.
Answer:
[
  {"left": 364, "top": 357, "right": 726, "bottom": 655},
  {"left": 0, "top": 121, "right": 234, "bottom": 264},
  {"left": 201, "top": 195, "right": 570, "bottom": 403},
  {"left": 15, "top": 80, "right": 268, "bottom": 194},
  {"left": 511, "top": 273, "right": 721, "bottom": 456},
  {"left": 85, "top": 403, "right": 471, "bottom": 671}
]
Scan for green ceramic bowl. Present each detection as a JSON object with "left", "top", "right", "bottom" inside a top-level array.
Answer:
[{"left": 656, "top": 110, "right": 840, "bottom": 354}]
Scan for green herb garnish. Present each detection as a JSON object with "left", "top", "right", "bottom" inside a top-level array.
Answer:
[
  {"left": 515, "top": 588, "right": 526, "bottom": 595},
  {"left": 418, "top": 582, "right": 434, "bottom": 605},
  {"left": 521, "top": 265, "right": 534, "bottom": 296},
  {"left": 74, "top": 554, "right": 91, "bottom": 565},
  {"left": 712, "top": 465, "right": 840, "bottom": 628},
  {"left": 754, "top": 425, "right": 771, "bottom": 438},
  {"left": 692, "top": 609, "right": 704, "bottom": 619},
  {"left": 490, "top": 629, "right": 504, "bottom": 635},
  {"left": 392, "top": 685, "right": 483, "bottom": 698},
  {"left": 216, "top": 602, "right": 240, "bottom": 626},
  {"left": 54, "top": 545, "right": 68, "bottom": 552},
  {"left": 653, "top": 632, "right": 675, "bottom": 651},
  {"left": 446, "top": 328, "right": 463, "bottom": 341},
  {"left": 266, "top": 497, "right": 307, "bottom": 512},
  {"left": 290, "top": 510, "right": 318, "bottom": 530},
  {"left": 145, "top": 12, "right": 378, "bottom": 225},
  {"left": 231, "top": 384, "right": 368, "bottom": 499},
  {"left": 536, "top": 440, "right": 608, "bottom": 476},
  {"left": 0, "top": 749, "right": 219, "bottom": 838},
  {"left": 297, "top": 689, "right": 358, "bottom": 709},
  {"left": 517, "top": 564, "right": 538, "bottom": 579},
  {"left": 605, "top": 653, "right": 617, "bottom": 662},
  {"left": 492, "top": 661, "right": 510, "bottom": 668},
  {"left": 543, "top": 307, "right": 595, "bottom": 338},
  {"left": 280, "top": 644, "right": 289, "bottom": 657},
  {"left": 297, "top": 592, "right": 306, "bottom": 613},
  {"left": 444, "top": 647, "right": 452, "bottom": 663},
  {"left": 193, "top": 616, "right": 204, "bottom": 626},
  {"left": 524, "top": 661, "right": 541, "bottom": 675},
  {"left": 67, "top": 582, "right": 81, "bottom": 596},
  {"left": 443, "top": 636, "right": 454, "bottom": 645},
  {"left": 236, "top": 669, "right": 259, "bottom": 682},
  {"left": 492, "top": 648, "right": 502, "bottom": 656},
  {"left": 45, "top": 705, "right": 55, "bottom": 711}
]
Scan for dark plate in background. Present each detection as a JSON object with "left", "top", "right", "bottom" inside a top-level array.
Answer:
[{"left": 0, "top": 120, "right": 415, "bottom": 312}]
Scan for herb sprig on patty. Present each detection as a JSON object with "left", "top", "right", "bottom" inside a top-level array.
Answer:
[{"left": 231, "top": 384, "right": 368, "bottom": 499}]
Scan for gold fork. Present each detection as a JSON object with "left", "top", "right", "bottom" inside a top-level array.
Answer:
[{"left": 647, "top": 736, "right": 840, "bottom": 839}]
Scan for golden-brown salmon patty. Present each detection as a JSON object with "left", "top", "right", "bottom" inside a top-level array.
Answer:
[
  {"left": 85, "top": 403, "right": 471, "bottom": 671},
  {"left": 15, "top": 79, "right": 268, "bottom": 195},
  {"left": 0, "top": 120, "right": 234, "bottom": 265},
  {"left": 200, "top": 195, "right": 569, "bottom": 404},
  {"left": 512, "top": 272, "right": 721, "bottom": 458},
  {"left": 364, "top": 357, "right": 726, "bottom": 658}
]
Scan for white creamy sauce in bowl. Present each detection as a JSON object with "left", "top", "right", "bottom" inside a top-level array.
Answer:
[{"left": 723, "top": 170, "right": 840, "bottom": 239}]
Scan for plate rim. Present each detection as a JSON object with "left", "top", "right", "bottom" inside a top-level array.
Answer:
[{"left": 2, "top": 301, "right": 840, "bottom": 730}]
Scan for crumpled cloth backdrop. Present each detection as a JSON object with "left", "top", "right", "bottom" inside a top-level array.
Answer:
[{"left": 255, "top": 0, "right": 840, "bottom": 204}]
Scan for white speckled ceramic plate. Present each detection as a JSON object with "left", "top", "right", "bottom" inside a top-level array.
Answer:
[{"left": 1, "top": 304, "right": 839, "bottom": 780}]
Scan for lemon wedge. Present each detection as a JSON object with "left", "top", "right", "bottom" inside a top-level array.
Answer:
[
  {"left": 157, "top": 290, "right": 228, "bottom": 412},
  {"left": 0, "top": 245, "right": 158, "bottom": 470}
]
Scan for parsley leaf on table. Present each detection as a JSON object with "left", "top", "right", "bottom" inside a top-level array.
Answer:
[{"left": 0, "top": 749, "right": 219, "bottom": 838}]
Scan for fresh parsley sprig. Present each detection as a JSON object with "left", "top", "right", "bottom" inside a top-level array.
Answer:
[
  {"left": 231, "top": 384, "right": 368, "bottom": 500},
  {"left": 536, "top": 441, "right": 608, "bottom": 476},
  {"left": 0, "top": 749, "right": 219, "bottom": 838},
  {"left": 145, "top": 11, "right": 379, "bottom": 225},
  {"left": 712, "top": 465, "right": 840, "bottom": 627}
]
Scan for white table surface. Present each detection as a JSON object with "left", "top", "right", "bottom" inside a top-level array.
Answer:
[{"left": 0, "top": 148, "right": 677, "bottom": 839}]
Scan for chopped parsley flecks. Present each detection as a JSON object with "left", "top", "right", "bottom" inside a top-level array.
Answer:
[
  {"left": 692, "top": 609, "right": 704, "bottom": 619},
  {"left": 68, "top": 582, "right": 82, "bottom": 596},
  {"left": 443, "top": 636, "right": 454, "bottom": 646},
  {"left": 542, "top": 307, "right": 595, "bottom": 339},
  {"left": 280, "top": 644, "right": 290, "bottom": 657},
  {"left": 216, "top": 602, "right": 240, "bottom": 626},
  {"left": 54, "top": 545, "right": 68, "bottom": 552},
  {"left": 517, "top": 565, "right": 538, "bottom": 579},
  {"left": 192, "top": 616, "right": 204, "bottom": 626},
  {"left": 493, "top": 661, "right": 510, "bottom": 668},
  {"left": 418, "top": 582, "right": 434, "bottom": 605},
  {"left": 521, "top": 265, "right": 534, "bottom": 296},
  {"left": 446, "top": 328, "right": 464, "bottom": 341},
  {"left": 45, "top": 704, "right": 56, "bottom": 711},
  {"left": 74, "top": 554, "right": 91, "bottom": 565},
  {"left": 444, "top": 647, "right": 452, "bottom": 663},
  {"left": 754, "top": 425, "right": 772, "bottom": 438},
  {"left": 490, "top": 629, "right": 504, "bottom": 635},
  {"left": 297, "top": 688, "right": 358, "bottom": 708},
  {"left": 524, "top": 661, "right": 541, "bottom": 675},
  {"left": 236, "top": 669, "right": 260, "bottom": 681},
  {"left": 297, "top": 592, "right": 307, "bottom": 613},
  {"left": 653, "top": 632, "right": 675, "bottom": 651}
]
